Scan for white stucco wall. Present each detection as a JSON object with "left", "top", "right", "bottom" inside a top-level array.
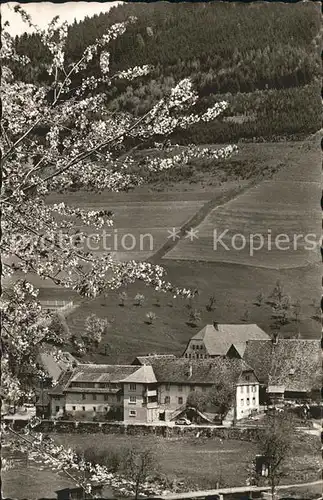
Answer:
[{"left": 235, "top": 382, "right": 259, "bottom": 420}]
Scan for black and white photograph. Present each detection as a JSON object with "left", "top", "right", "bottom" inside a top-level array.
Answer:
[{"left": 1, "top": 1, "right": 322, "bottom": 499}]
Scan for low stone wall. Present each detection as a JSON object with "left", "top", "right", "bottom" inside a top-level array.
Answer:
[{"left": 5, "top": 419, "right": 260, "bottom": 441}]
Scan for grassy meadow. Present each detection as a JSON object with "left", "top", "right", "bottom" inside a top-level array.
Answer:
[
  {"left": 51, "top": 432, "right": 320, "bottom": 491},
  {"left": 31, "top": 136, "right": 321, "bottom": 364}
]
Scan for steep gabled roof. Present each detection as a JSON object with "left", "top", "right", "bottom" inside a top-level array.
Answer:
[
  {"left": 189, "top": 324, "right": 270, "bottom": 356},
  {"left": 243, "top": 340, "right": 273, "bottom": 384},
  {"left": 121, "top": 364, "right": 157, "bottom": 384},
  {"left": 48, "top": 369, "right": 74, "bottom": 395},
  {"left": 132, "top": 354, "right": 177, "bottom": 366},
  {"left": 69, "top": 364, "right": 139, "bottom": 384},
  {"left": 268, "top": 339, "right": 321, "bottom": 392},
  {"left": 38, "top": 351, "right": 77, "bottom": 382},
  {"left": 244, "top": 339, "right": 321, "bottom": 392},
  {"left": 144, "top": 357, "right": 257, "bottom": 385}
]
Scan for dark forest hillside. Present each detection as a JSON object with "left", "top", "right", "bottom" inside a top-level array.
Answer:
[{"left": 13, "top": 1, "right": 321, "bottom": 142}]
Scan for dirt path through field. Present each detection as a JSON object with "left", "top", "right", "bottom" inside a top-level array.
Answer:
[
  {"left": 148, "top": 182, "right": 255, "bottom": 264},
  {"left": 155, "top": 135, "right": 321, "bottom": 268}
]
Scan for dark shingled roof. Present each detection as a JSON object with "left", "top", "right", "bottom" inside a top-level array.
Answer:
[
  {"left": 132, "top": 354, "right": 177, "bottom": 365},
  {"left": 38, "top": 351, "right": 77, "bottom": 382},
  {"left": 243, "top": 340, "right": 273, "bottom": 384},
  {"left": 244, "top": 339, "right": 321, "bottom": 392},
  {"left": 141, "top": 357, "right": 256, "bottom": 385},
  {"left": 69, "top": 364, "right": 139, "bottom": 384},
  {"left": 48, "top": 370, "right": 74, "bottom": 395}
]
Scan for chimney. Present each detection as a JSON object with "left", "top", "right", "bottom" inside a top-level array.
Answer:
[{"left": 213, "top": 321, "right": 219, "bottom": 330}]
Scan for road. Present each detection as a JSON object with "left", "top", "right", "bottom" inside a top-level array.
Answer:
[{"left": 154, "top": 479, "right": 323, "bottom": 499}]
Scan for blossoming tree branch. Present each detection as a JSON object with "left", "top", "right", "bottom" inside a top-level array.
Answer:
[{"left": 0, "top": 6, "right": 237, "bottom": 494}]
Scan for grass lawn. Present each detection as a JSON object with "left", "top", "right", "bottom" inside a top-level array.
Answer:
[
  {"left": 15, "top": 138, "right": 320, "bottom": 361},
  {"left": 55, "top": 257, "right": 319, "bottom": 365},
  {"left": 51, "top": 432, "right": 321, "bottom": 491},
  {"left": 53, "top": 434, "right": 257, "bottom": 490}
]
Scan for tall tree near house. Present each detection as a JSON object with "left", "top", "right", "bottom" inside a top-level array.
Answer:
[
  {"left": 186, "top": 389, "right": 208, "bottom": 413},
  {"left": 208, "top": 380, "right": 235, "bottom": 421},
  {"left": 256, "top": 412, "right": 295, "bottom": 499},
  {"left": 1, "top": 6, "right": 237, "bottom": 492}
]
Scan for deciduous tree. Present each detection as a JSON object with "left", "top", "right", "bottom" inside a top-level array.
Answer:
[
  {"left": 256, "top": 412, "right": 295, "bottom": 499},
  {"left": 208, "top": 381, "right": 235, "bottom": 421},
  {"left": 122, "top": 446, "right": 157, "bottom": 500},
  {"left": 145, "top": 311, "right": 157, "bottom": 324},
  {"left": 1, "top": 6, "right": 237, "bottom": 493},
  {"left": 83, "top": 313, "right": 108, "bottom": 349},
  {"left": 186, "top": 389, "right": 207, "bottom": 412}
]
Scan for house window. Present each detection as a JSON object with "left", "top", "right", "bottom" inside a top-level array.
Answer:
[
  {"left": 55, "top": 406, "right": 60, "bottom": 412},
  {"left": 252, "top": 385, "right": 257, "bottom": 392},
  {"left": 185, "top": 353, "right": 188, "bottom": 358},
  {"left": 72, "top": 406, "right": 76, "bottom": 411},
  {"left": 117, "top": 395, "right": 121, "bottom": 402},
  {"left": 252, "top": 397, "right": 256, "bottom": 405},
  {"left": 165, "top": 384, "right": 170, "bottom": 391},
  {"left": 82, "top": 393, "right": 86, "bottom": 400},
  {"left": 240, "top": 399, "right": 244, "bottom": 406},
  {"left": 240, "top": 386, "right": 244, "bottom": 393},
  {"left": 246, "top": 386, "right": 250, "bottom": 393},
  {"left": 201, "top": 386, "right": 207, "bottom": 392},
  {"left": 105, "top": 407, "right": 108, "bottom": 411},
  {"left": 104, "top": 394, "right": 109, "bottom": 401},
  {"left": 129, "top": 396, "right": 136, "bottom": 404},
  {"left": 245, "top": 375, "right": 250, "bottom": 381},
  {"left": 82, "top": 406, "right": 85, "bottom": 411},
  {"left": 130, "top": 383, "right": 136, "bottom": 391},
  {"left": 178, "top": 384, "right": 183, "bottom": 392},
  {"left": 164, "top": 396, "right": 170, "bottom": 404},
  {"left": 93, "top": 406, "right": 96, "bottom": 412},
  {"left": 178, "top": 397, "right": 183, "bottom": 405},
  {"left": 93, "top": 394, "right": 97, "bottom": 401},
  {"left": 196, "top": 354, "right": 199, "bottom": 359},
  {"left": 189, "top": 353, "right": 192, "bottom": 359},
  {"left": 129, "top": 410, "right": 137, "bottom": 417},
  {"left": 192, "top": 345, "right": 195, "bottom": 350},
  {"left": 246, "top": 398, "right": 250, "bottom": 406}
]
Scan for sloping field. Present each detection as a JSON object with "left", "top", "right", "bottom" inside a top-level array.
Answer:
[
  {"left": 71, "top": 199, "right": 206, "bottom": 261},
  {"left": 45, "top": 191, "right": 210, "bottom": 262},
  {"left": 165, "top": 140, "right": 321, "bottom": 268}
]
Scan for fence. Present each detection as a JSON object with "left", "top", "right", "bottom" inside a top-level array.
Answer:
[
  {"left": 40, "top": 300, "right": 75, "bottom": 312},
  {"left": 5, "top": 419, "right": 260, "bottom": 441}
]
